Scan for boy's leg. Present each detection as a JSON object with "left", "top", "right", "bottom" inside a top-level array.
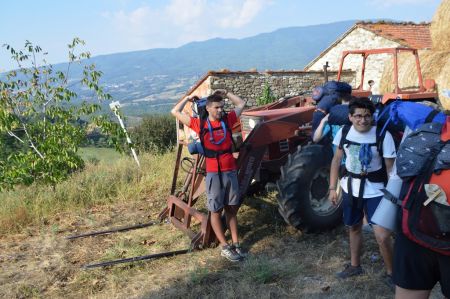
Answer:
[
  {"left": 342, "top": 191, "right": 365, "bottom": 267},
  {"left": 349, "top": 222, "right": 363, "bottom": 267},
  {"left": 206, "top": 172, "right": 227, "bottom": 246},
  {"left": 336, "top": 191, "right": 365, "bottom": 278},
  {"left": 207, "top": 171, "right": 242, "bottom": 262},
  {"left": 373, "top": 225, "right": 393, "bottom": 275},
  {"left": 210, "top": 211, "right": 228, "bottom": 246},
  {"left": 224, "top": 171, "right": 241, "bottom": 245},
  {"left": 224, "top": 205, "right": 239, "bottom": 244},
  {"left": 365, "top": 196, "right": 393, "bottom": 275},
  {"left": 395, "top": 287, "right": 431, "bottom": 299}
]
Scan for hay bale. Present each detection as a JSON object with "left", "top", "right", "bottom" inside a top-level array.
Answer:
[
  {"left": 379, "top": 50, "right": 450, "bottom": 110},
  {"left": 431, "top": 0, "right": 450, "bottom": 50},
  {"left": 436, "top": 57, "right": 450, "bottom": 110}
]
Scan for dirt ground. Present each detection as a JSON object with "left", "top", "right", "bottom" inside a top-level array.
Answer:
[{"left": 0, "top": 193, "right": 444, "bottom": 299}]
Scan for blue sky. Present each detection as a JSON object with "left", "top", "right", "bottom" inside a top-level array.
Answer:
[{"left": 0, "top": 0, "right": 442, "bottom": 71}]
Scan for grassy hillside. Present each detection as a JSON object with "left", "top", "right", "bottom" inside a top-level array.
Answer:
[
  {"left": 0, "top": 150, "right": 175, "bottom": 234},
  {"left": 0, "top": 147, "right": 443, "bottom": 298}
]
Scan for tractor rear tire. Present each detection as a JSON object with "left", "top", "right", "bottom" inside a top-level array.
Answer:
[{"left": 276, "top": 144, "right": 342, "bottom": 230}]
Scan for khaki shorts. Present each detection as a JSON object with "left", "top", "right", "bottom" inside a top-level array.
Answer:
[{"left": 205, "top": 170, "right": 240, "bottom": 212}]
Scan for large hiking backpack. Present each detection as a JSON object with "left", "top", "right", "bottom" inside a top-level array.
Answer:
[
  {"left": 398, "top": 121, "right": 450, "bottom": 255},
  {"left": 311, "top": 81, "right": 352, "bottom": 135},
  {"left": 323, "top": 81, "right": 352, "bottom": 96}
]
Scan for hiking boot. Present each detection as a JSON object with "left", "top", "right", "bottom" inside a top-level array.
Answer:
[
  {"left": 336, "top": 263, "right": 364, "bottom": 279},
  {"left": 220, "top": 245, "right": 242, "bottom": 262},
  {"left": 232, "top": 243, "right": 248, "bottom": 259},
  {"left": 382, "top": 273, "right": 395, "bottom": 292}
]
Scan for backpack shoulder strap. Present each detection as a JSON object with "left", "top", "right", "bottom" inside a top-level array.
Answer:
[
  {"left": 376, "top": 125, "right": 387, "bottom": 157},
  {"left": 199, "top": 117, "right": 207, "bottom": 145},
  {"left": 221, "top": 113, "right": 237, "bottom": 151},
  {"left": 339, "top": 125, "right": 351, "bottom": 149},
  {"left": 425, "top": 109, "right": 440, "bottom": 123}
]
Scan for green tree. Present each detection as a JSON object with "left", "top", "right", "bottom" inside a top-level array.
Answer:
[
  {"left": 257, "top": 83, "right": 276, "bottom": 106},
  {"left": 131, "top": 114, "right": 176, "bottom": 154},
  {"left": 0, "top": 39, "right": 126, "bottom": 190}
]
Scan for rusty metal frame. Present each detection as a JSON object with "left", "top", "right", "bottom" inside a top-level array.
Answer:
[
  {"left": 159, "top": 144, "right": 217, "bottom": 249},
  {"left": 336, "top": 47, "right": 437, "bottom": 103}
]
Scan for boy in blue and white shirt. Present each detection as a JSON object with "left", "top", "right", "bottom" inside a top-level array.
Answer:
[{"left": 328, "top": 97, "right": 396, "bottom": 287}]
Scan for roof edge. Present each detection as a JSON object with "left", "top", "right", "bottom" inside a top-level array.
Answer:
[{"left": 304, "top": 23, "right": 358, "bottom": 70}]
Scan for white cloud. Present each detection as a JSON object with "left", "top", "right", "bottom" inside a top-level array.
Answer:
[
  {"left": 101, "top": 0, "right": 271, "bottom": 51},
  {"left": 218, "top": 0, "right": 271, "bottom": 28},
  {"left": 166, "top": 0, "right": 207, "bottom": 26}
]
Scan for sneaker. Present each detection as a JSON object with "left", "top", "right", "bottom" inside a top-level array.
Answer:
[
  {"left": 220, "top": 245, "right": 242, "bottom": 262},
  {"left": 336, "top": 263, "right": 364, "bottom": 279},
  {"left": 382, "top": 273, "right": 395, "bottom": 292},
  {"left": 232, "top": 243, "right": 248, "bottom": 259}
]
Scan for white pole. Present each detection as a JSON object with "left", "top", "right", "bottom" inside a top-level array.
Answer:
[{"left": 109, "top": 101, "right": 141, "bottom": 168}]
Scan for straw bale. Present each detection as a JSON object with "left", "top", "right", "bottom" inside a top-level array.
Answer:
[
  {"left": 379, "top": 50, "right": 450, "bottom": 110},
  {"left": 430, "top": 0, "right": 450, "bottom": 50},
  {"left": 436, "top": 56, "right": 450, "bottom": 110}
]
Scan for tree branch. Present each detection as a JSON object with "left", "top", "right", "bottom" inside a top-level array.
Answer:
[
  {"left": 22, "top": 123, "right": 45, "bottom": 159},
  {"left": 7, "top": 130, "right": 25, "bottom": 143}
]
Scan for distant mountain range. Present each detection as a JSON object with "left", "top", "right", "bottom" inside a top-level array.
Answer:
[{"left": 9, "top": 20, "right": 358, "bottom": 116}]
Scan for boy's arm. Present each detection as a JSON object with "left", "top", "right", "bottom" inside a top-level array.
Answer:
[
  {"left": 171, "top": 96, "right": 192, "bottom": 127},
  {"left": 384, "top": 158, "right": 395, "bottom": 177},
  {"left": 313, "top": 114, "right": 329, "bottom": 143},
  {"left": 229, "top": 91, "right": 246, "bottom": 117},
  {"left": 329, "top": 147, "right": 343, "bottom": 205},
  {"left": 215, "top": 89, "right": 246, "bottom": 117},
  {"left": 382, "top": 131, "right": 396, "bottom": 176}
]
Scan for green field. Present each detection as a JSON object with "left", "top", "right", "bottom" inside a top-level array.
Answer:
[{"left": 79, "top": 147, "right": 124, "bottom": 163}]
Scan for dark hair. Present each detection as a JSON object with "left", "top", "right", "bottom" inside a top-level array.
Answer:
[
  {"left": 206, "top": 93, "right": 224, "bottom": 105},
  {"left": 349, "top": 97, "right": 375, "bottom": 115},
  {"left": 340, "top": 93, "right": 353, "bottom": 103}
]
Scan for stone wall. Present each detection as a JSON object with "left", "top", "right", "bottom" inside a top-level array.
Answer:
[
  {"left": 202, "top": 70, "right": 354, "bottom": 109},
  {"left": 306, "top": 28, "right": 401, "bottom": 94}
]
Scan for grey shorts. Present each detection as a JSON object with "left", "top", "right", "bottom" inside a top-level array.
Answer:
[{"left": 205, "top": 170, "right": 240, "bottom": 212}]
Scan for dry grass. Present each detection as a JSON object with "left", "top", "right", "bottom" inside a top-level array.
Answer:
[
  {"left": 0, "top": 150, "right": 445, "bottom": 298},
  {"left": 431, "top": 0, "right": 450, "bottom": 50},
  {"left": 0, "top": 151, "right": 176, "bottom": 234},
  {"left": 0, "top": 188, "right": 444, "bottom": 299}
]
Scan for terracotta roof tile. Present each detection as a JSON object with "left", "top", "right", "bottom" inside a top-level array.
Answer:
[{"left": 357, "top": 21, "right": 432, "bottom": 49}]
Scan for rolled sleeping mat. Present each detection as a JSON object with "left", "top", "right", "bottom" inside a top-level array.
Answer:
[
  {"left": 371, "top": 174, "right": 403, "bottom": 232},
  {"left": 187, "top": 141, "right": 205, "bottom": 155},
  {"left": 372, "top": 127, "right": 411, "bottom": 232}
]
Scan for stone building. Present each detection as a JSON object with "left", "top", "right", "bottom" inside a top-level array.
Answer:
[
  {"left": 184, "top": 69, "right": 354, "bottom": 110},
  {"left": 304, "top": 21, "right": 432, "bottom": 94}
]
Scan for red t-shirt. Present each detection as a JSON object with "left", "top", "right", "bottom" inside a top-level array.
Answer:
[{"left": 189, "top": 111, "right": 238, "bottom": 172}]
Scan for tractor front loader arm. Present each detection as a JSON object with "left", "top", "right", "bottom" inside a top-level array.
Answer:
[{"left": 237, "top": 106, "right": 315, "bottom": 197}]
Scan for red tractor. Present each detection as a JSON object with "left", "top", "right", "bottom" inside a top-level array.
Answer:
[{"left": 163, "top": 47, "right": 438, "bottom": 248}]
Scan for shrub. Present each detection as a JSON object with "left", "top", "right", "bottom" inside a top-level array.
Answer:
[
  {"left": 257, "top": 83, "right": 277, "bottom": 106},
  {"left": 132, "top": 114, "right": 176, "bottom": 154}
]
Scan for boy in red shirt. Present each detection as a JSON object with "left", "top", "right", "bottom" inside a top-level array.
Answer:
[{"left": 171, "top": 89, "right": 246, "bottom": 262}]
